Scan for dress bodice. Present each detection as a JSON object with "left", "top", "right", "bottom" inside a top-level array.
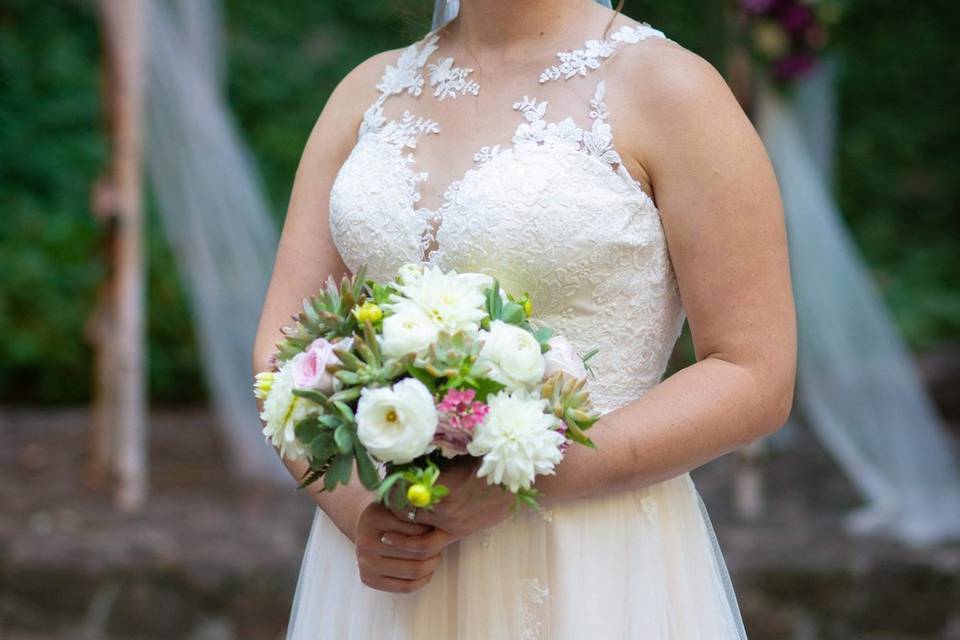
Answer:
[{"left": 329, "top": 21, "right": 686, "bottom": 412}]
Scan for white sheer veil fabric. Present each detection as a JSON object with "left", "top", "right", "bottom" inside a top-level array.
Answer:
[
  {"left": 143, "top": 0, "right": 289, "bottom": 483},
  {"left": 432, "top": 0, "right": 614, "bottom": 30},
  {"left": 756, "top": 62, "right": 960, "bottom": 546}
]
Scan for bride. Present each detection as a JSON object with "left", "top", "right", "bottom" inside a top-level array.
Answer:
[{"left": 253, "top": 0, "right": 796, "bottom": 637}]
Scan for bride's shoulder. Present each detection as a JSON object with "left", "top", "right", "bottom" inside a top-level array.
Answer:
[
  {"left": 321, "top": 30, "right": 436, "bottom": 123},
  {"left": 604, "top": 17, "right": 751, "bottom": 187},
  {"left": 608, "top": 18, "right": 744, "bottom": 133},
  {"left": 322, "top": 44, "right": 409, "bottom": 116},
  {"left": 305, "top": 40, "right": 424, "bottom": 163},
  {"left": 611, "top": 18, "right": 731, "bottom": 107}
]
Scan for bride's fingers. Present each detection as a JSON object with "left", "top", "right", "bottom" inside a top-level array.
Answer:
[
  {"left": 378, "top": 527, "right": 454, "bottom": 560},
  {"left": 368, "top": 502, "right": 432, "bottom": 536},
  {"left": 361, "top": 552, "right": 442, "bottom": 582},
  {"left": 388, "top": 500, "right": 454, "bottom": 528},
  {"left": 359, "top": 573, "right": 434, "bottom": 594},
  {"left": 403, "top": 507, "right": 446, "bottom": 528}
]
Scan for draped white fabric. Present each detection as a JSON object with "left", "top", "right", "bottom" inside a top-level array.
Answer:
[
  {"left": 756, "top": 65, "right": 960, "bottom": 546},
  {"left": 144, "top": 0, "right": 288, "bottom": 482}
]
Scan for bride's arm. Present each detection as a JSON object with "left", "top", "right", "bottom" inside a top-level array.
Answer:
[
  {"left": 535, "top": 42, "right": 797, "bottom": 505},
  {"left": 251, "top": 52, "right": 391, "bottom": 542}
]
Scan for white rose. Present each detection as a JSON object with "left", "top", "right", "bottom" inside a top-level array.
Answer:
[
  {"left": 356, "top": 377, "right": 438, "bottom": 464},
  {"left": 259, "top": 365, "right": 312, "bottom": 461},
  {"left": 467, "top": 389, "right": 565, "bottom": 492},
  {"left": 477, "top": 320, "right": 546, "bottom": 390},
  {"left": 542, "top": 335, "right": 588, "bottom": 380},
  {"left": 384, "top": 265, "right": 487, "bottom": 335},
  {"left": 380, "top": 311, "right": 439, "bottom": 359}
]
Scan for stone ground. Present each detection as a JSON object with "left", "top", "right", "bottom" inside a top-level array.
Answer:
[{"left": 1, "top": 404, "right": 959, "bottom": 640}]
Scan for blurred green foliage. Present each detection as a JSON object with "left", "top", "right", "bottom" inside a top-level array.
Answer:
[
  {"left": 0, "top": 0, "right": 956, "bottom": 404},
  {"left": 833, "top": 0, "right": 960, "bottom": 348}
]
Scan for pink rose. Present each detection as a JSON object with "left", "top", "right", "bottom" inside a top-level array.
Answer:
[
  {"left": 542, "top": 335, "right": 588, "bottom": 381},
  {"left": 289, "top": 337, "right": 351, "bottom": 393}
]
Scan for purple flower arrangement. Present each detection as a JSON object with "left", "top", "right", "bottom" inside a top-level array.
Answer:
[{"left": 738, "top": 0, "right": 843, "bottom": 84}]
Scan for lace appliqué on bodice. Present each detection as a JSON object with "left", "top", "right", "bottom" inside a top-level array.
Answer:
[
  {"left": 329, "top": 21, "right": 685, "bottom": 412},
  {"left": 428, "top": 57, "right": 480, "bottom": 101}
]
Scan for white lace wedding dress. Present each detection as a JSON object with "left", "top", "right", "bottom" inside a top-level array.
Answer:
[{"left": 286, "top": 20, "right": 747, "bottom": 639}]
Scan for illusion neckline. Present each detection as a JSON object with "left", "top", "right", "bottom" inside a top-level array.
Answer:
[
  {"left": 357, "top": 20, "right": 666, "bottom": 262},
  {"left": 424, "top": 20, "right": 667, "bottom": 88}
]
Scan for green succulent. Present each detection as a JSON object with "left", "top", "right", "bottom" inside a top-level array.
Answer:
[
  {"left": 540, "top": 372, "right": 600, "bottom": 448},
  {"left": 422, "top": 331, "right": 481, "bottom": 378},
  {"left": 274, "top": 265, "right": 368, "bottom": 362},
  {"left": 334, "top": 319, "right": 413, "bottom": 387},
  {"left": 416, "top": 330, "right": 503, "bottom": 398}
]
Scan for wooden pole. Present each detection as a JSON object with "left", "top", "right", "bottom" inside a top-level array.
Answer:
[
  {"left": 92, "top": 0, "right": 148, "bottom": 512},
  {"left": 85, "top": 178, "right": 120, "bottom": 486}
]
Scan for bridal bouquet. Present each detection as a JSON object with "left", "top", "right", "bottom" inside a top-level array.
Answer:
[{"left": 253, "top": 263, "right": 599, "bottom": 511}]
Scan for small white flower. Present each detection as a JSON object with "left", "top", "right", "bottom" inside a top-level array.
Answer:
[
  {"left": 384, "top": 264, "right": 487, "bottom": 335},
  {"left": 356, "top": 378, "right": 438, "bottom": 464},
  {"left": 253, "top": 370, "right": 274, "bottom": 400},
  {"left": 259, "top": 365, "right": 312, "bottom": 461},
  {"left": 467, "top": 389, "right": 565, "bottom": 492},
  {"left": 542, "top": 335, "right": 588, "bottom": 381},
  {"left": 380, "top": 311, "right": 439, "bottom": 359},
  {"left": 477, "top": 320, "right": 546, "bottom": 390},
  {"left": 396, "top": 262, "right": 425, "bottom": 287}
]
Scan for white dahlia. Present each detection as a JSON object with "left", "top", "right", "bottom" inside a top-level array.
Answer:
[
  {"left": 259, "top": 365, "right": 312, "bottom": 461},
  {"left": 467, "top": 389, "right": 565, "bottom": 492},
  {"left": 384, "top": 264, "right": 487, "bottom": 335},
  {"left": 356, "top": 377, "right": 438, "bottom": 464}
]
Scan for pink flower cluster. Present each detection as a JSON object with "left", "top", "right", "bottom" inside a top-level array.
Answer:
[
  {"left": 740, "top": 0, "right": 836, "bottom": 82},
  {"left": 432, "top": 388, "right": 489, "bottom": 457}
]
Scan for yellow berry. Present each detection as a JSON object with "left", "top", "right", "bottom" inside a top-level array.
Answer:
[
  {"left": 407, "top": 483, "right": 432, "bottom": 507},
  {"left": 354, "top": 302, "right": 383, "bottom": 324}
]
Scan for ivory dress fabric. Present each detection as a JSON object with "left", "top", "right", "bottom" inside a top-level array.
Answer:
[{"left": 287, "top": 21, "right": 748, "bottom": 639}]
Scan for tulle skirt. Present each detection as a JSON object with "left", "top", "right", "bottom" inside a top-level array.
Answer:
[{"left": 285, "top": 472, "right": 747, "bottom": 639}]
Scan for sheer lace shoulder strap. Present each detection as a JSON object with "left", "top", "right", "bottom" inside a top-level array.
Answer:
[
  {"left": 377, "top": 32, "right": 440, "bottom": 98},
  {"left": 530, "top": 23, "right": 666, "bottom": 192},
  {"left": 359, "top": 32, "right": 441, "bottom": 139},
  {"left": 538, "top": 22, "right": 666, "bottom": 84}
]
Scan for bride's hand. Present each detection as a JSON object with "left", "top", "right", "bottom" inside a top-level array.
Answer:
[
  {"left": 354, "top": 502, "right": 450, "bottom": 593},
  {"left": 390, "top": 457, "right": 514, "bottom": 543}
]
